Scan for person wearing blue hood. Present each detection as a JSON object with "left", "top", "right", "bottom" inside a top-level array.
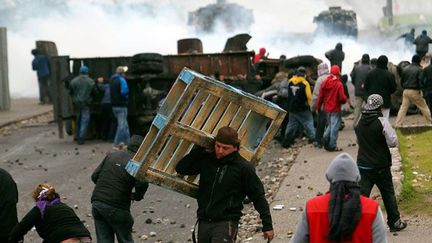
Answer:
[
  {"left": 110, "top": 66, "right": 130, "bottom": 149},
  {"left": 291, "top": 153, "right": 387, "bottom": 243}
]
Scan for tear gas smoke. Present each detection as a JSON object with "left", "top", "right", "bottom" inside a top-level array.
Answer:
[{"left": 0, "top": 0, "right": 430, "bottom": 97}]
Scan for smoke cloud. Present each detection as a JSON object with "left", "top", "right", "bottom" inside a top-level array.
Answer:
[{"left": 1, "top": 0, "right": 430, "bottom": 97}]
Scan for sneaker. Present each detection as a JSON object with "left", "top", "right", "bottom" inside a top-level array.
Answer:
[{"left": 389, "top": 219, "right": 407, "bottom": 232}]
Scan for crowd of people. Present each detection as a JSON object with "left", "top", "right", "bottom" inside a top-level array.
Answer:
[{"left": 9, "top": 30, "right": 431, "bottom": 242}]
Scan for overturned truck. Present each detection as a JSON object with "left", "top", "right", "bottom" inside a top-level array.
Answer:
[{"left": 47, "top": 38, "right": 257, "bottom": 139}]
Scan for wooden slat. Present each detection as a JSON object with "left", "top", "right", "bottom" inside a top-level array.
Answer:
[
  {"left": 213, "top": 102, "right": 239, "bottom": 133},
  {"left": 229, "top": 107, "right": 249, "bottom": 130}
]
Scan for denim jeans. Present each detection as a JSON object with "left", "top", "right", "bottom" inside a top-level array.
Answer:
[
  {"left": 92, "top": 201, "right": 134, "bottom": 243},
  {"left": 112, "top": 107, "right": 130, "bottom": 146},
  {"left": 323, "top": 112, "right": 341, "bottom": 149},
  {"left": 76, "top": 106, "right": 90, "bottom": 144},
  {"left": 282, "top": 110, "right": 315, "bottom": 147},
  {"left": 359, "top": 167, "right": 401, "bottom": 227}
]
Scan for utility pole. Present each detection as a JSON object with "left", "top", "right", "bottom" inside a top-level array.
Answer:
[{"left": 0, "top": 27, "right": 11, "bottom": 110}]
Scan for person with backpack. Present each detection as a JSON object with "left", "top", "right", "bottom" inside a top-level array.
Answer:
[{"left": 281, "top": 67, "right": 316, "bottom": 148}]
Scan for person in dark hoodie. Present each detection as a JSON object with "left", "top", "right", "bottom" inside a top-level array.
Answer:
[
  {"left": 364, "top": 55, "right": 397, "bottom": 119},
  {"left": 291, "top": 153, "right": 387, "bottom": 243},
  {"left": 350, "top": 53, "right": 372, "bottom": 127},
  {"left": 316, "top": 65, "right": 347, "bottom": 152},
  {"left": 325, "top": 43, "right": 345, "bottom": 72},
  {"left": 9, "top": 183, "right": 91, "bottom": 243},
  {"left": 176, "top": 126, "right": 274, "bottom": 242},
  {"left": 395, "top": 54, "right": 432, "bottom": 126},
  {"left": 413, "top": 30, "right": 432, "bottom": 58},
  {"left": 355, "top": 94, "right": 407, "bottom": 232},
  {"left": 0, "top": 168, "right": 19, "bottom": 242},
  {"left": 91, "top": 135, "right": 149, "bottom": 243}
]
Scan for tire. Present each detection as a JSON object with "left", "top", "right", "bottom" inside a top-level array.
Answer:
[
  {"left": 131, "top": 53, "right": 163, "bottom": 63},
  {"left": 284, "top": 55, "right": 318, "bottom": 68},
  {"left": 130, "top": 61, "right": 164, "bottom": 74}
]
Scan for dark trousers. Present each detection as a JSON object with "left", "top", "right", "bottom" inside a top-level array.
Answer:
[
  {"left": 315, "top": 110, "right": 327, "bottom": 146},
  {"left": 92, "top": 201, "right": 134, "bottom": 243},
  {"left": 38, "top": 75, "right": 51, "bottom": 104},
  {"left": 98, "top": 103, "right": 115, "bottom": 140},
  {"left": 359, "top": 167, "right": 401, "bottom": 226},
  {"left": 198, "top": 220, "right": 238, "bottom": 243}
]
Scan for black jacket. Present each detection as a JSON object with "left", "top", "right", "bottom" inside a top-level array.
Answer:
[
  {"left": 414, "top": 34, "right": 432, "bottom": 53},
  {"left": 325, "top": 44, "right": 345, "bottom": 70},
  {"left": 420, "top": 64, "right": 432, "bottom": 90},
  {"left": 91, "top": 137, "right": 149, "bottom": 210},
  {"left": 350, "top": 63, "right": 371, "bottom": 97},
  {"left": 355, "top": 111, "right": 398, "bottom": 169},
  {"left": 9, "top": 203, "right": 90, "bottom": 243},
  {"left": 401, "top": 63, "right": 422, "bottom": 90},
  {"left": 0, "top": 168, "right": 18, "bottom": 242},
  {"left": 175, "top": 147, "right": 273, "bottom": 231},
  {"left": 364, "top": 65, "right": 397, "bottom": 109}
]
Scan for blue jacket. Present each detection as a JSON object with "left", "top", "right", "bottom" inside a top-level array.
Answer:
[
  {"left": 110, "top": 73, "right": 129, "bottom": 107},
  {"left": 32, "top": 54, "right": 50, "bottom": 78}
]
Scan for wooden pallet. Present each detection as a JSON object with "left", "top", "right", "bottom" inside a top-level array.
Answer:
[{"left": 126, "top": 68, "right": 286, "bottom": 198}]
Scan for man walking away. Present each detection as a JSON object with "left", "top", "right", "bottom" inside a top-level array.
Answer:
[
  {"left": 325, "top": 43, "right": 345, "bottom": 72},
  {"left": 364, "top": 55, "right": 397, "bottom": 119},
  {"left": 395, "top": 54, "right": 432, "bottom": 126},
  {"left": 31, "top": 49, "right": 51, "bottom": 104},
  {"left": 111, "top": 66, "right": 130, "bottom": 149},
  {"left": 281, "top": 67, "right": 316, "bottom": 148},
  {"left": 0, "top": 168, "right": 19, "bottom": 242},
  {"left": 176, "top": 126, "right": 274, "bottom": 242},
  {"left": 91, "top": 135, "right": 149, "bottom": 243},
  {"left": 291, "top": 153, "right": 387, "bottom": 243},
  {"left": 355, "top": 94, "right": 407, "bottom": 232},
  {"left": 414, "top": 30, "right": 432, "bottom": 59},
  {"left": 350, "top": 54, "right": 371, "bottom": 127},
  {"left": 316, "top": 65, "right": 347, "bottom": 152},
  {"left": 311, "top": 63, "right": 330, "bottom": 148},
  {"left": 69, "top": 65, "right": 95, "bottom": 145}
]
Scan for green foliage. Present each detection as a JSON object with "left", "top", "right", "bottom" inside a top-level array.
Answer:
[{"left": 397, "top": 130, "right": 432, "bottom": 215}]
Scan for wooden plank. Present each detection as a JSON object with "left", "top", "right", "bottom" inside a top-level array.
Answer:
[
  {"left": 229, "top": 107, "right": 249, "bottom": 130},
  {"left": 197, "top": 81, "right": 281, "bottom": 120},
  {"left": 213, "top": 102, "right": 239, "bottom": 133}
]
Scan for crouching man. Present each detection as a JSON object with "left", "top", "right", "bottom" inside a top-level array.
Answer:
[{"left": 175, "top": 126, "right": 274, "bottom": 242}]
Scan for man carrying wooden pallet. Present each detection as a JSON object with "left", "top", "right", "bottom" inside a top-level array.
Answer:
[{"left": 176, "top": 126, "right": 274, "bottom": 242}]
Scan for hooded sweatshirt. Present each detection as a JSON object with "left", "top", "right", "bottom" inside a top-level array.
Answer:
[
  {"left": 253, "top": 47, "right": 266, "bottom": 63},
  {"left": 355, "top": 110, "right": 398, "bottom": 169},
  {"left": 364, "top": 55, "right": 397, "bottom": 109},
  {"left": 316, "top": 65, "right": 347, "bottom": 113},
  {"left": 286, "top": 75, "right": 313, "bottom": 112}
]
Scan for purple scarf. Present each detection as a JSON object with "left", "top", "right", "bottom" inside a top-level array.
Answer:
[{"left": 36, "top": 194, "right": 61, "bottom": 218}]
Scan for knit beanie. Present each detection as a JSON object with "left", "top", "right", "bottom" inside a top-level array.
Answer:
[
  {"left": 215, "top": 126, "right": 240, "bottom": 148},
  {"left": 325, "top": 153, "right": 361, "bottom": 183}
]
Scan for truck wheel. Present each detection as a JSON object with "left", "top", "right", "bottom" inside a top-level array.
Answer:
[
  {"left": 131, "top": 53, "right": 163, "bottom": 63},
  {"left": 284, "top": 55, "right": 318, "bottom": 68}
]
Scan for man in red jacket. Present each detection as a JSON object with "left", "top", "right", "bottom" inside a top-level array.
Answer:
[
  {"left": 291, "top": 153, "right": 387, "bottom": 243},
  {"left": 316, "top": 65, "right": 347, "bottom": 151}
]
